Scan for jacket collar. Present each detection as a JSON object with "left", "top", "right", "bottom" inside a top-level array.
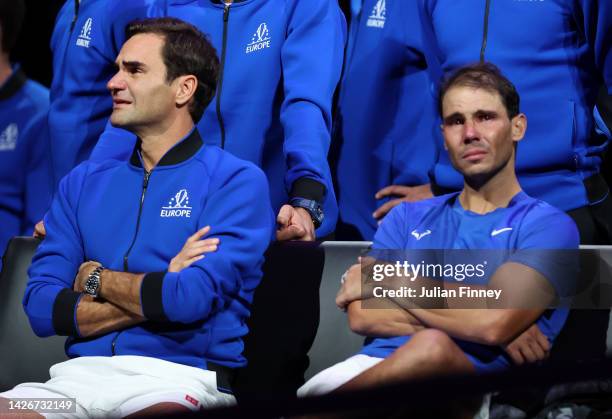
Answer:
[
  {"left": 130, "top": 128, "right": 203, "bottom": 168},
  {"left": 0, "top": 67, "right": 27, "bottom": 101}
]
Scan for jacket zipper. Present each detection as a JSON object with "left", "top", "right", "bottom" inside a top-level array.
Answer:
[
  {"left": 480, "top": 0, "right": 491, "bottom": 62},
  {"left": 216, "top": 4, "right": 231, "bottom": 149},
  {"left": 112, "top": 169, "right": 150, "bottom": 355},
  {"left": 70, "top": 0, "right": 80, "bottom": 32}
]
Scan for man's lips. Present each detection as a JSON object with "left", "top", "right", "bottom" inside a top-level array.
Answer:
[
  {"left": 112, "top": 98, "right": 131, "bottom": 107},
  {"left": 462, "top": 148, "right": 488, "bottom": 161}
]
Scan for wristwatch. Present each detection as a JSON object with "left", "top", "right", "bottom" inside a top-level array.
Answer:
[
  {"left": 84, "top": 266, "right": 104, "bottom": 298},
  {"left": 290, "top": 198, "right": 324, "bottom": 229}
]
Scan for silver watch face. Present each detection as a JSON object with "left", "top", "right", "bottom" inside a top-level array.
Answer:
[{"left": 85, "top": 276, "right": 99, "bottom": 296}]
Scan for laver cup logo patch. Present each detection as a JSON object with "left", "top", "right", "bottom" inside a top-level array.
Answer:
[
  {"left": 161, "top": 189, "right": 192, "bottom": 218},
  {"left": 366, "top": 0, "right": 386, "bottom": 28},
  {"left": 76, "top": 18, "right": 93, "bottom": 48},
  {"left": 0, "top": 123, "right": 18, "bottom": 151},
  {"left": 246, "top": 22, "right": 271, "bottom": 53}
]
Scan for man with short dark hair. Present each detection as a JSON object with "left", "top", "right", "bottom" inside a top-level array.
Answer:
[
  {"left": 299, "top": 63, "right": 579, "bottom": 398},
  {"left": 0, "top": 0, "right": 52, "bottom": 270},
  {"left": 0, "top": 18, "right": 274, "bottom": 416}
]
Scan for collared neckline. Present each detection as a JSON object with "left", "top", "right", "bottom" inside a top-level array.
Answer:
[
  {"left": 129, "top": 128, "right": 203, "bottom": 168},
  {"left": 0, "top": 67, "right": 27, "bottom": 101}
]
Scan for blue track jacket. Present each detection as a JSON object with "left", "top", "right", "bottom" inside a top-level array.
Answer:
[
  {"left": 48, "top": 0, "right": 163, "bottom": 186},
  {"left": 91, "top": 0, "right": 346, "bottom": 237},
  {"left": 334, "top": 0, "right": 437, "bottom": 240},
  {"left": 24, "top": 129, "right": 275, "bottom": 369},
  {"left": 419, "top": 0, "right": 612, "bottom": 211},
  {"left": 0, "top": 67, "right": 52, "bottom": 270}
]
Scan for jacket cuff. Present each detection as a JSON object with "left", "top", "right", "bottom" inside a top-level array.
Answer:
[
  {"left": 290, "top": 178, "right": 326, "bottom": 203},
  {"left": 52, "top": 288, "right": 81, "bottom": 336},
  {"left": 141, "top": 271, "right": 169, "bottom": 322}
]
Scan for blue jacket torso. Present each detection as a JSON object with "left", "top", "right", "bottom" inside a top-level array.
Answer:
[
  {"left": 24, "top": 129, "right": 275, "bottom": 369},
  {"left": 0, "top": 67, "right": 52, "bottom": 270},
  {"left": 421, "top": 0, "right": 612, "bottom": 211},
  {"left": 360, "top": 191, "right": 580, "bottom": 370},
  {"left": 334, "top": 0, "right": 437, "bottom": 240},
  {"left": 90, "top": 0, "right": 347, "bottom": 236}
]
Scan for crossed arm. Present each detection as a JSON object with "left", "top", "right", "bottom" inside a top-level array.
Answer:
[
  {"left": 71, "top": 226, "right": 218, "bottom": 337},
  {"left": 338, "top": 258, "right": 555, "bottom": 364}
]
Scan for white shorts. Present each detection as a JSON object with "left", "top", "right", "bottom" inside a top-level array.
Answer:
[
  {"left": 0, "top": 356, "right": 235, "bottom": 418},
  {"left": 297, "top": 354, "right": 384, "bottom": 397},
  {"left": 299, "top": 355, "right": 491, "bottom": 419}
]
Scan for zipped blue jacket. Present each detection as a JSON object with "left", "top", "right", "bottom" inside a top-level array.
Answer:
[
  {"left": 333, "top": 0, "right": 437, "bottom": 240},
  {"left": 48, "top": 0, "right": 163, "bottom": 187},
  {"left": 420, "top": 0, "right": 612, "bottom": 211},
  {"left": 91, "top": 0, "right": 346, "bottom": 237},
  {"left": 0, "top": 67, "right": 52, "bottom": 270},
  {"left": 24, "top": 129, "right": 275, "bottom": 369}
]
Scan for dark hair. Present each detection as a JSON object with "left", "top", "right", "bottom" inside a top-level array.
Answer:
[
  {"left": 125, "top": 17, "right": 219, "bottom": 122},
  {"left": 0, "top": 0, "right": 25, "bottom": 53},
  {"left": 438, "top": 62, "right": 520, "bottom": 119}
]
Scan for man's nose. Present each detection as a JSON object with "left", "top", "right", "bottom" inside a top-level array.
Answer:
[
  {"left": 463, "top": 120, "right": 479, "bottom": 143},
  {"left": 107, "top": 72, "right": 125, "bottom": 92}
]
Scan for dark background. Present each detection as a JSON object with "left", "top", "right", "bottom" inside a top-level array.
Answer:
[{"left": 12, "top": 0, "right": 64, "bottom": 87}]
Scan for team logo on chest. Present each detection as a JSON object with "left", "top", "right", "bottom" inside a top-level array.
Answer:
[
  {"left": 76, "top": 17, "right": 93, "bottom": 48},
  {"left": 366, "top": 0, "right": 386, "bottom": 28},
  {"left": 160, "top": 189, "right": 192, "bottom": 218},
  {"left": 0, "top": 123, "right": 18, "bottom": 151},
  {"left": 246, "top": 22, "right": 271, "bottom": 54},
  {"left": 411, "top": 229, "right": 432, "bottom": 240}
]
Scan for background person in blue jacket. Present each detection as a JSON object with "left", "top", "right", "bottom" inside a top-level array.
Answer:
[
  {"left": 90, "top": 0, "right": 346, "bottom": 241},
  {"left": 0, "top": 0, "right": 52, "bottom": 271},
  {"left": 46, "top": 0, "right": 163, "bottom": 188},
  {"left": 332, "top": 0, "right": 437, "bottom": 240},
  {"left": 0, "top": 18, "right": 274, "bottom": 416},
  {"left": 299, "top": 64, "right": 579, "bottom": 412},
  {"left": 412, "top": 0, "right": 611, "bottom": 364}
]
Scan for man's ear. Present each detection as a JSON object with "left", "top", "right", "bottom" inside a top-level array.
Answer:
[
  {"left": 175, "top": 75, "right": 197, "bottom": 107},
  {"left": 511, "top": 113, "right": 527, "bottom": 143}
]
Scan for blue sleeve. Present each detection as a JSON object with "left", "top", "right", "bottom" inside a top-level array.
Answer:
[
  {"left": 575, "top": 0, "right": 612, "bottom": 93},
  {"left": 508, "top": 207, "right": 580, "bottom": 298},
  {"left": 280, "top": 0, "right": 347, "bottom": 202},
  {"left": 140, "top": 164, "right": 275, "bottom": 324},
  {"left": 23, "top": 164, "right": 89, "bottom": 337},
  {"left": 22, "top": 112, "right": 53, "bottom": 235},
  {"left": 382, "top": 0, "right": 436, "bottom": 186},
  {"left": 391, "top": 68, "right": 438, "bottom": 186},
  {"left": 372, "top": 203, "right": 408, "bottom": 250},
  {"left": 89, "top": 120, "right": 137, "bottom": 163}
]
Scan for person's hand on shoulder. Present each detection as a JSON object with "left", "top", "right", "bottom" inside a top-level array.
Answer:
[
  {"left": 33, "top": 220, "right": 46, "bottom": 238},
  {"left": 373, "top": 183, "right": 433, "bottom": 220}
]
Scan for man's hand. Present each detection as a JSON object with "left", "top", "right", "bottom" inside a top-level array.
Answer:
[
  {"left": 33, "top": 220, "right": 46, "bottom": 238},
  {"left": 276, "top": 204, "right": 315, "bottom": 241},
  {"left": 168, "top": 226, "right": 218, "bottom": 273},
  {"left": 74, "top": 260, "right": 102, "bottom": 293},
  {"left": 336, "top": 258, "right": 365, "bottom": 310},
  {"left": 373, "top": 183, "right": 433, "bottom": 220},
  {"left": 503, "top": 323, "right": 550, "bottom": 365}
]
